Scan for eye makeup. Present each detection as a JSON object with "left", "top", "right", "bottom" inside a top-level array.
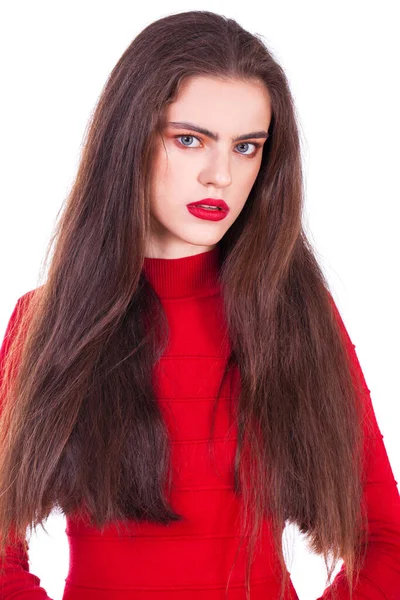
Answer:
[{"left": 172, "top": 133, "right": 262, "bottom": 157}]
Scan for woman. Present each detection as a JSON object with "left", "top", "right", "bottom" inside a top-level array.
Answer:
[{"left": 0, "top": 10, "right": 399, "bottom": 600}]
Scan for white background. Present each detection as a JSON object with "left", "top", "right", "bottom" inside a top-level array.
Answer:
[{"left": 0, "top": 1, "right": 399, "bottom": 599}]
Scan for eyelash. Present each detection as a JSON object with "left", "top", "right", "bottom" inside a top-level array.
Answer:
[{"left": 174, "top": 134, "right": 261, "bottom": 157}]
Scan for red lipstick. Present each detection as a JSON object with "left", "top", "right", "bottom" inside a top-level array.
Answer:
[{"left": 186, "top": 198, "right": 229, "bottom": 221}]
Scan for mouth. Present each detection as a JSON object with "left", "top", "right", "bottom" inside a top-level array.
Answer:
[
  {"left": 187, "top": 198, "right": 229, "bottom": 212},
  {"left": 194, "top": 204, "right": 222, "bottom": 211},
  {"left": 186, "top": 204, "right": 229, "bottom": 221}
]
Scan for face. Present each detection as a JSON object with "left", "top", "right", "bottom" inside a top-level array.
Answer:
[{"left": 146, "top": 75, "right": 272, "bottom": 258}]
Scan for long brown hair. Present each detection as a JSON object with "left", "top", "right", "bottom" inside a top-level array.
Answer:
[{"left": 0, "top": 10, "right": 374, "bottom": 599}]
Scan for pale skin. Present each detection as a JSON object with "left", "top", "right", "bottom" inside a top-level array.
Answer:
[{"left": 146, "top": 75, "right": 273, "bottom": 259}]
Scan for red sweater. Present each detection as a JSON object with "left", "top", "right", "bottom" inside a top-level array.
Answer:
[{"left": 1, "top": 245, "right": 400, "bottom": 599}]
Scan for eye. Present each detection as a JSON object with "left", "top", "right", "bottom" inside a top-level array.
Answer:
[
  {"left": 236, "top": 141, "right": 259, "bottom": 156},
  {"left": 174, "top": 134, "right": 261, "bottom": 157},
  {"left": 175, "top": 134, "right": 202, "bottom": 148}
]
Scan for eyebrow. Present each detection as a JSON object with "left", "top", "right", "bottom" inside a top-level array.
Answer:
[{"left": 167, "top": 121, "right": 269, "bottom": 142}]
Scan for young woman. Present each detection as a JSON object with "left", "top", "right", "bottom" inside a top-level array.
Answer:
[{"left": 1, "top": 10, "right": 399, "bottom": 600}]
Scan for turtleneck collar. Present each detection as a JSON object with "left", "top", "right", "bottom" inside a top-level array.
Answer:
[{"left": 142, "top": 245, "right": 221, "bottom": 300}]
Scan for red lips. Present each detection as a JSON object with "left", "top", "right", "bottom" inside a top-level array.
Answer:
[{"left": 187, "top": 198, "right": 229, "bottom": 211}]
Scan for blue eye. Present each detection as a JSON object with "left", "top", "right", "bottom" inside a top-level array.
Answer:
[
  {"left": 235, "top": 142, "right": 258, "bottom": 155},
  {"left": 174, "top": 134, "right": 260, "bottom": 157},
  {"left": 176, "top": 135, "right": 201, "bottom": 147}
]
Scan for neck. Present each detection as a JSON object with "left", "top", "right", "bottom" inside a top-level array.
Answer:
[{"left": 142, "top": 245, "right": 221, "bottom": 300}]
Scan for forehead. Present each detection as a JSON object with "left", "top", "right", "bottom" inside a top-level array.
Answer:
[{"left": 162, "top": 75, "right": 272, "bottom": 129}]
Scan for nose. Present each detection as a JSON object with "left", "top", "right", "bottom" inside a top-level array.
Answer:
[{"left": 199, "top": 151, "right": 232, "bottom": 188}]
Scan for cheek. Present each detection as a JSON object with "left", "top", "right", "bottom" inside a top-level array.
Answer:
[
  {"left": 246, "top": 160, "right": 263, "bottom": 188},
  {"left": 238, "top": 165, "right": 261, "bottom": 192}
]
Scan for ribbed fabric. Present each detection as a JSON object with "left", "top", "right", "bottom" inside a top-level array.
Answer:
[
  {"left": 1, "top": 246, "right": 400, "bottom": 599},
  {"left": 141, "top": 246, "right": 222, "bottom": 299}
]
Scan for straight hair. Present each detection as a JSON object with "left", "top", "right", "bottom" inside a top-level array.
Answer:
[{"left": 0, "top": 11, "right": 373, "bottom": 600}]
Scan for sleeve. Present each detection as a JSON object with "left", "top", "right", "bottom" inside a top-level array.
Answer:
[
  {"left": 316, "top": 297, "right": 400, "bottom": 599},
  {"left": 0, "top": 294, "right": 53, "bottom": 599}
]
